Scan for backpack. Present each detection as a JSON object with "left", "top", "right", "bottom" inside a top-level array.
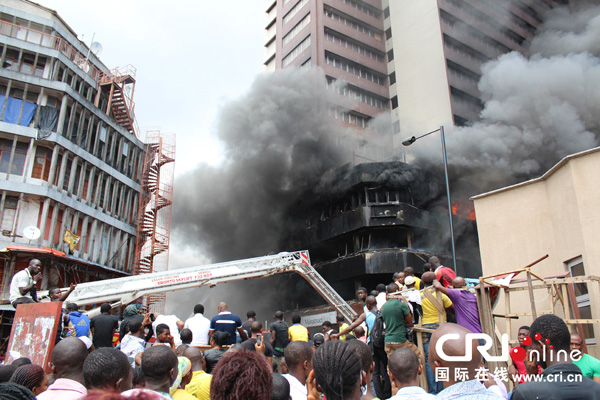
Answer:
[{"left": 369, "top": 310, "right": 385, "bottom": 348}]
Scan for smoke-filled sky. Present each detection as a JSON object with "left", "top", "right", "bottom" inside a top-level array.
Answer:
[
  {"left": 422, "top": 5, "right": 600, "bottom": 189},
  {"left": 165, "top": 3, "right": 600, "bottom": 316}
]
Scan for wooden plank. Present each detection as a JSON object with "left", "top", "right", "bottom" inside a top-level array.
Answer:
[
  {"left": 562, "top": 284, "right": 571, "bottom": 321},
  {"left": 505, "top": 289, "right": 512, "bottom": 345},
  {"left": 479, "top": 254, "right": 548, "bottom": 280},
  {"left": 526, "top": 269, "right": 537, "bottom": 319}
]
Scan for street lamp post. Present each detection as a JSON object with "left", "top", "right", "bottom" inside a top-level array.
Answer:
[{"left": 402, "top": 126, "right": 456, "bottom": 272}]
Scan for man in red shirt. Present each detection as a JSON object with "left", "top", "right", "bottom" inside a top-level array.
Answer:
[{"left": 430, "top": 256, "right": 456, "bottom": 288}]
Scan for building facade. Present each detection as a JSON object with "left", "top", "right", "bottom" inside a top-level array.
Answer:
[
  {"left": 0, "top": 0, "right": 146, "bottom": 300},
  {"left": 266, "top": 0, "right": 567, "bottom": 148},
  {"left": 265, "top": 0, "right": 389, "bottom": 131},
  {"left": 472, "top": 147, "right": 600, "bottom": 355}
]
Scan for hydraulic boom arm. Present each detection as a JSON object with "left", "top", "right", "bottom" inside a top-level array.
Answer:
[{"left": 38, "top": 251, "right": 356, "bottom": 323}]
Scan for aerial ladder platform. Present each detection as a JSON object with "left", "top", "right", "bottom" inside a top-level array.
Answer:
[{"left": 37, "top": 251, "right": 356, "bottom": 323}]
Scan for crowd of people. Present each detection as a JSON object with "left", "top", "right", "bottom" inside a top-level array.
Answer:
[{"left": 2, "top": 256, "right": 600, "bottom": 399}]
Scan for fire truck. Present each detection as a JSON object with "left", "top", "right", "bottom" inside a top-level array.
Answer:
[{"left": 37, "top": 250, "right": 356, "bottom": 322}]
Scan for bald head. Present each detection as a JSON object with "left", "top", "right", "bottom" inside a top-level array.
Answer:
[
  {"left": 430, "top": 323, "right": 481, "bottom": 385},
  {"left": 452, "top": 277, "right": 466, "bottom": 289},
  {"left": 422, "top": 272, "right": 436, "bottom": 286},
  {"left": 218, "top": 302, "right": 228, "bottom": 312},
  {"left": 365, "top": 296, "right": 376, "bottom": 310},
  {"left": 403, "top": 267, "right": 414, "bottom": 276},
  {"left": 429, "top": 256, "right": 441, "bottom": 268},
  {"left": 52, "top": 337, "right": 88, "bottom": 381},
  {"left": 184, "top": 347, "right": 205, "bottom": 371}
]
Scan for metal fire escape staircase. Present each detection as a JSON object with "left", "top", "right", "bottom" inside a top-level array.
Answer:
[
  {"left": 133, "top": 133, "right": 175, "bottom": 313},
  {"left": 94, "top": 65, "right": 137, "bottom": 137}
]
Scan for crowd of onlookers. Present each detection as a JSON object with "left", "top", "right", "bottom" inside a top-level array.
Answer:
[{"left": 2, "top": 256, "right": 600, "bottom": 399}]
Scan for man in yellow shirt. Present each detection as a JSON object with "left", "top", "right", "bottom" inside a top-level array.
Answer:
[
  {"left": 420, "top": 271, "right": 453, "bottom": 394},
  {"left": 183, "top": 347, "right": 212, "bottom": 400},
  {"left": 288, "top": 314, "right": 309, "bottom": 342}
]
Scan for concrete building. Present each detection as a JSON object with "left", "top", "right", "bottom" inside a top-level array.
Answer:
[
  {"left": 0, "top": 0, "right": 146, "bottom": 300},
  {"left": 384, "top": 0, "right": 567, "bottom": 147},
  {"left": 264, "top": 0, "right": 389, "bottom": 131},
  {"left": 265, "top": 0, "right": 566, "bottom": 149},
  {"left": 472, "top": 147, "right": 600, "bottom": 354}
]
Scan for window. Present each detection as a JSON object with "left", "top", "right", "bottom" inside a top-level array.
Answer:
[
  {"left": 387, "top": 49, "right": 394, "bottom": 62},
  {"left": 325, "top": 53, "right": 386, "bottom": 86},
  {"left": 282, "top": 35, "right": 311, "bottom": 67},
  {"left": 385, "top": 28, "right": 392, "bottom": 40},
  {"left": 324, "top": 31, "right": 384, "bottom": 63},
  {"left": 1, "top": 196, "right": 18, "bottom": 232},
  {"left": 282, "top": 13, "right": 311, "bottom": 47},
  {"left": 0, "top": 139, "right": 28, "bottom": 175},
  {"left": 31, "top": 146, "right": 52, "bottom": 181},
  {"left": 327, "top": 78, "right": 388, "bottom": 110},
  {"left": 389, "top": 72, "right": 396, "bottom": 85},
  {"left": 567, "top": 257, "right": 595, "bottom": 343},
  {"left": 384, "top": 7, "right": 390, "bottom": 18},
  {"left": 324, "top": 8, "right": 382, "bottom": 41},
  {"left": 283, "top": 0, "right": 309, "bottom": 24},
  {"left": 391, "top": 95, "right": 398, "bottom": 109}
]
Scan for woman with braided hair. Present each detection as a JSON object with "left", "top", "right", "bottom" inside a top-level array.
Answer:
[
  {"left": 311, "top": 341, "right": 363, "bottom": 400},
  {"left": 8, "top": 364, "right": 47, "bottom": 395}
]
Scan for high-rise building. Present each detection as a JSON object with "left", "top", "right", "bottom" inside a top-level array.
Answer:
[
  {"left": 0, "top": 0, "right": 147, "bottom": 302},
  {"left": 267, "top": 0, "right": 566, "bottom": 147},
  {"left": 264, "top": 0, "right": 389, "bottom": 131}
]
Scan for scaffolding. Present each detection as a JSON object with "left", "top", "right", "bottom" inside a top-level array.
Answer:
[{"left": 133, "top": 131, "right": 175, "bottom": 313}]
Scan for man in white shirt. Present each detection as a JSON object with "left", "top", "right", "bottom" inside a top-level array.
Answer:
[
  {"left": 152, "top": 314, "right": 184, "bottom": 346},
  {"left": 375, "top": 283, "right": 388, "bottom": 310},
  {"left": 184, "top": 304, "right": 211, "bottom": 346},
  {"left": 283, "top": 341, "right": 314, "bottom": 400},
  {"left": 388, "top": 348, "right": 434, "bottom": 399},
  {"left": 9, "top": 259, "right": 42, "bottom": 308},
  {"left": 120, "top": 320, "right": 146, "bottom": 367}
]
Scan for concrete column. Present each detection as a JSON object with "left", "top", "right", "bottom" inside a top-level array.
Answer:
[
  {"left": 66, "top": 155, "right": 79, "bottom": 194},
  {"left": 65, "top": 101, "right": 77, "bottom": 140},
  {"left": 0, "top": 191, "right": 7, "bottom": 231},
  {"left": 1, "top": 256, "right": 15, "bottom": 298},
  {"left": 123, "top": 189, "right": 132, "bottom": 223},
  {"left": 76, "top": 163, "right": 87, "bottom": 200},
  {"left": 37, "top": 198, "right": 51, "bottom": 246},
  {"left": 80, "top": 214, "right": 89, "bottom": 259},
  {"left": 85, "top": 166, "right": 96, "bottom": 204},
  {"left": 22, "top": 138, "right": 36, "bottom": 183},
  {"left": 102, "top": 176, "right": 112, "bottom": 212},
  {"left": 47, "top": 203, "right": 60, "bottom": 247},
  {"left": 0, "top": 80, "right": 12, "bottom": 121},
  {"left": 89, "top": 219, "right": 98, "bottom": 262},
  {"left": 56, "top": 95, "right": 69, "bottom": 135},
  {"left": 110, "top": 229, "right": 122, "bottom": 269},
  {"left": 33, "top": 87, "right": 44, "bottom": 128},
  {"left": 5, "top": 136, "right": 18, "bottom": 180},
  {"left": 93, "top": 171, "right": 103, "bottom": 209},
  {"left": 110, "top": 182, "right": 120, "bottom": 216},
  {"left": 56, "top": 150, "right": 69, "bottom": 191},
  {"left": 58, "top": 207, "right": 70, "bottom": 252},
  {"left": 46, "top": 144, "right": 60, "bottom": 187}
]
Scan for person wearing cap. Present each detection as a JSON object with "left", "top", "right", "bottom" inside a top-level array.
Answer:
[
  {"left": 312, "top": 333, "right": 325, "bottom": 349},
  {"left": 403, "top": 267, "right": 421, "bottom": 290}
]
